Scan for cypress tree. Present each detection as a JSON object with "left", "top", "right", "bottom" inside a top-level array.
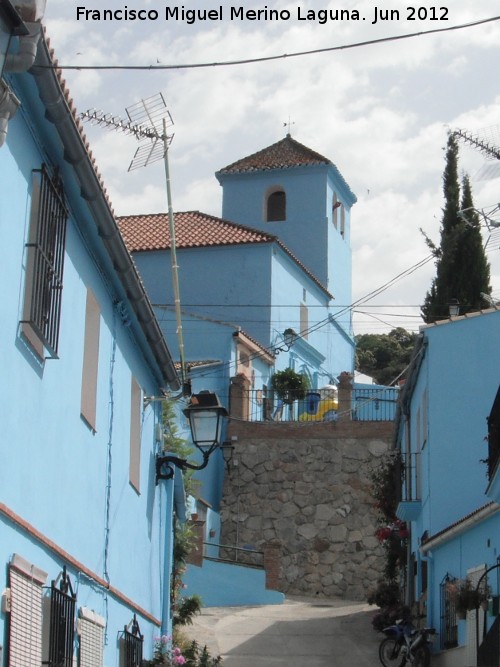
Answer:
[{"left": 421, "top": 134, "right": 491, "bottom": 323}]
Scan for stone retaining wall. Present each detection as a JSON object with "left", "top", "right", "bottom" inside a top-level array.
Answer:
[{"left": 220, "top": 420, "right": 394, "bottom": 600}]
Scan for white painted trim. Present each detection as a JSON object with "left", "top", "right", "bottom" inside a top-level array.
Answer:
[
  {"left": 420, "top": 503, "right": 500, "bottom": 554},
  {"left": 11, "top": 553, "right": 47, "bottom": 585},
  {"left": 79, "top": 606, "right": 106, "bottom": 628}
]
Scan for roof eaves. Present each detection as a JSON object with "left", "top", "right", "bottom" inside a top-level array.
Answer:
[
  {"left": 31, "top": 33, "right": 179, "bottom": 391},
  {"left": 274, "top": 239, "right": 333, "bottom": 300},
  {"left": 420, "top": 502, "right": 500, "bottom": 553},
  {"left": 420, "top": 304, "right": 500, "bottom": 331}
]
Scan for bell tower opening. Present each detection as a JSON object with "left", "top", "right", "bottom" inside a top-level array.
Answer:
[{"left": 266, "top": 187, "right": 286, "bottom": 221}]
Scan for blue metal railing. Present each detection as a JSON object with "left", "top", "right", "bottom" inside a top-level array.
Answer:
[{"left": 231, "top": 387, "right": 398, "bottom": 423}]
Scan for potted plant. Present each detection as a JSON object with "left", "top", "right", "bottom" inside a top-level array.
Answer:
[
  {"left": 450, "top": 578, "right": 490, "bottom": 618},
  {"left": 270, "top": 368, "right": 310, "bottom": 404}
]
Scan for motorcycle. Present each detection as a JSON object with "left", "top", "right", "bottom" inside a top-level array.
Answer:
[{"left": 378, "top": 619, "right": 436, "bottom": 667}]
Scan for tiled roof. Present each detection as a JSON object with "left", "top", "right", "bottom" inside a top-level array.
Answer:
[
  {"left": 33, "top": 32, "right": 179, "bottom": 389},
  {"left": 217, "top": 134, "right": 330, "bottom": 174},
  {"left": 118, "top": 210, "right": 333, "bottom": 298},
  {"left": 42, "top": 31, "right": 116, "bottom": 217},
  {"left": 117, "top": 211, "right": 273, "bottom": 252}
]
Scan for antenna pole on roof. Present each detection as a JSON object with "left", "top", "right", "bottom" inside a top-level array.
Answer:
[
  {"left": 81, "top": 94, "right": 186, "bottom": 386},
  {"left": 162, "top": 117, "right": 186, "bottom": 384}
]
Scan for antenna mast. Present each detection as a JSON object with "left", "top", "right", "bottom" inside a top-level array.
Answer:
[
  {"left": 81, "top": 93, "right": 186, "bottom": 385},
  {"left": 452, "top": 127, "right": 500, "bottom": 161}
]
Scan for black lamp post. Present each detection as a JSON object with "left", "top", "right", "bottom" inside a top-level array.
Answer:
[
  {"left": 220, "top": 441, "right": 235, "bottom": 472},
  {"left": 156, "top": 391, "right": 228, "bottom": 483},
  {"left": 273, "top": 328, "right": 298, "bottom": 355}
]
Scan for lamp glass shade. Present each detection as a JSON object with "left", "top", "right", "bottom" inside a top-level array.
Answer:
[
  {"left": 221, "top": 442, "right": 234, "bottom": 464},
  {"left": 188, "top": 408, "right": 222, "bottom": 450}
]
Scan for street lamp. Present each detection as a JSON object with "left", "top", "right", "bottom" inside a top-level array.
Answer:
[
  {"left": 156, "top": 391, "right": 228, "bottom": 483},
  {"left": 220, "top": 441, "right": 235, "bottom": 472},
  {"left": 273, "top": 328, "right": 298, "bottom": 355},
  {"left": 448, "top": 299, "right": 460, "bottom": 317}
]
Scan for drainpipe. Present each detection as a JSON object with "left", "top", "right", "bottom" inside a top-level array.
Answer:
[
  {"left": 160, "top": 469, "right": 186, "bottom": 636},
  {"left": 4, "top": 22, "right": 42, "bottom": 73},
  {"left": 1, "top": 12, "right": 44, "bottom": 146},
  {"left": 0, "top": 80, "right": 20, "bottom": 146}
]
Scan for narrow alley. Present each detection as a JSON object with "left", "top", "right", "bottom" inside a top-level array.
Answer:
[{"left": 187, "top": 597, "right": 381, "bottom": 666}]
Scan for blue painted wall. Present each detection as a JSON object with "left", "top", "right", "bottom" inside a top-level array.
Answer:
[
  {"left": 424, "top": 315, "right": 500, "bottom": 533},
  {"left": 397, "top": 310, "right": 500, "bottom": 651},
  {"left": 184, "top": 560, "right": 284, "bottom": 607},
  {"left": 134, "top": 240, "right": 354, "bottom": 386},
  {"left": 0, "top": 62, "right": 179, "bottom": 664},
  {"left": 421, "top": 510, "right": 500, "bottom": 642},
  {"left": 217, "top": 162, "right": 356, "bottom": 300}
]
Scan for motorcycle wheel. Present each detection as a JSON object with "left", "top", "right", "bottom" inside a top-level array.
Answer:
[
  {"left": 413, "top": 645, "right": 431, "bottom": 667},
  {"left": 379, "top": 638, "right": 406, "bottom": 667}
]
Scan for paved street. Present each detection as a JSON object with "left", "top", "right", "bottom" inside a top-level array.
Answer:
[{"left": 186, "top": 596, "right": 381, "bottom": 666}]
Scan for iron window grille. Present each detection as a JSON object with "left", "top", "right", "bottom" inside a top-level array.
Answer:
[
  {"left": 21, "top": 165, "right": 68, "bottom": 358},
  {"left": 440, "top": 574, "right": 458, "bottom": 650},
  {"left": 121, "top": 615, "right": 143, "bottom": 667},
  {"left": 43, "top": 566, "right": 76, "bottom": 667}
]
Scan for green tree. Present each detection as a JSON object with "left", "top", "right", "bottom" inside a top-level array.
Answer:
[
  {"left": 355, "top": 327, "right": 417, "bottom": 385},
  {"left": 421, "top": 134, "right": 491, "bottom": 323}
]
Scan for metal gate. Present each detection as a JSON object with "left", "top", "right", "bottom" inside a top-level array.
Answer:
[{"left": 440, "top": 574, "right": 458, "bottom": 650}]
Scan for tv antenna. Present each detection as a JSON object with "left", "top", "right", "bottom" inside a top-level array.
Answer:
[
  {"left": 81, "top": 93, "right": 186, "bottom": 383},
  {"left": 452, "top": 125, "right": 500, "bottom": 181}
]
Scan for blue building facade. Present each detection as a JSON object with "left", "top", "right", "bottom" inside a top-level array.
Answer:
[
  {"left": 0, "top": 6, "right": 181, "bottom": 664},
  {"left": 119, "top": 136, "right": 358, "bottom": 407},
  {"left": 395, "top": 308, "right": 500, "bottom": 666}
]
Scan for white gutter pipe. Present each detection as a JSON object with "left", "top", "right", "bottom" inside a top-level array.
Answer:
[
  {"left": 1, "top": 5, "right": 44, "bottom": 146},
  {"left": 4, "top": 22, "right": 41, "bottom": 73},
  {"left": 0, "top": 80, "right": 20, "bottom": 146}
]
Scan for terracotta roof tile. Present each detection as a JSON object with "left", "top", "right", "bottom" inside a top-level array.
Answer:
[
  {"left": 43, "top": 31, "right": 115, "bottom": 217},
  {"left": 118, "top": 211, "right": 333, "bottom": 298},
  {"left": 217, "top": 134, "right": 330, "bottom": 174},
  {"left": 117, "top": 211, "right": 273, "bottom": 252}
]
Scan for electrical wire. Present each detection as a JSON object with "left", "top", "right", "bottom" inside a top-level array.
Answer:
[
  {"left": 178, "top": 253, "right": 435, "bottom": 381},
  {"left": 40, "top": 15, "right": 500, "bottom": 72}
]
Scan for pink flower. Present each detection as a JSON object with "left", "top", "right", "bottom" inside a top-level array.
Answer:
[{"left": 173, "top": 655, "right": 186, "bottom": 665}]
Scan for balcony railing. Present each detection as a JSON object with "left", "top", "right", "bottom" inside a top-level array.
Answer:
[
  {"left": 229, "top": 387, "right": 398, "bottom": 423},
  {"left": 352, "top": 388, "right": 399, "bottom": 421},
  {"left": 205, "top": 542, "right": 264, "bottom": 568},
  {"left": 401, "top": 451, "right": 421, "bottom": 503}
]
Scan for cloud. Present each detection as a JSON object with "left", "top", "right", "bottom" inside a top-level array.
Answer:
[{"left": 42, "top": 0, "right": 500, "bottom": 334}]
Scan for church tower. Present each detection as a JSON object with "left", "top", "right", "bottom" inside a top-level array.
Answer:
[{"left": 215, "top": 134, "right": 357, "bottom": 310}]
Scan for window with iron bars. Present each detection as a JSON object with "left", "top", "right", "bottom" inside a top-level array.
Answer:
[
  {"left": 440, "top": 574, "right": 458, "bottom": 650},
  {"left": 121, "top": 615, "right": 143, "bottom": 667},
  {"left": 21, "top": 165, "right": 68, "bottom": 359},
  {"left": 43, "top": 567, "right": 76, "bottom": 667}
]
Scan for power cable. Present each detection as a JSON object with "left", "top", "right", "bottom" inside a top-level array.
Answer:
[
  {"left": 40, "top": 15, "right": 500, "bottom": 72},
  {"left": 184, "top": 253, "right": 434, "bottom": 381}
]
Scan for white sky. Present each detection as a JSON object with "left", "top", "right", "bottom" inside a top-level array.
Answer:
[{"left": 42, "top": 0, "right": 500, "bottom": 335}]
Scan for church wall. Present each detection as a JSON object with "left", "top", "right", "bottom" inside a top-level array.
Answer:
[{"left": 219, "top": 166, "right": 331, "bottom": 285}]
